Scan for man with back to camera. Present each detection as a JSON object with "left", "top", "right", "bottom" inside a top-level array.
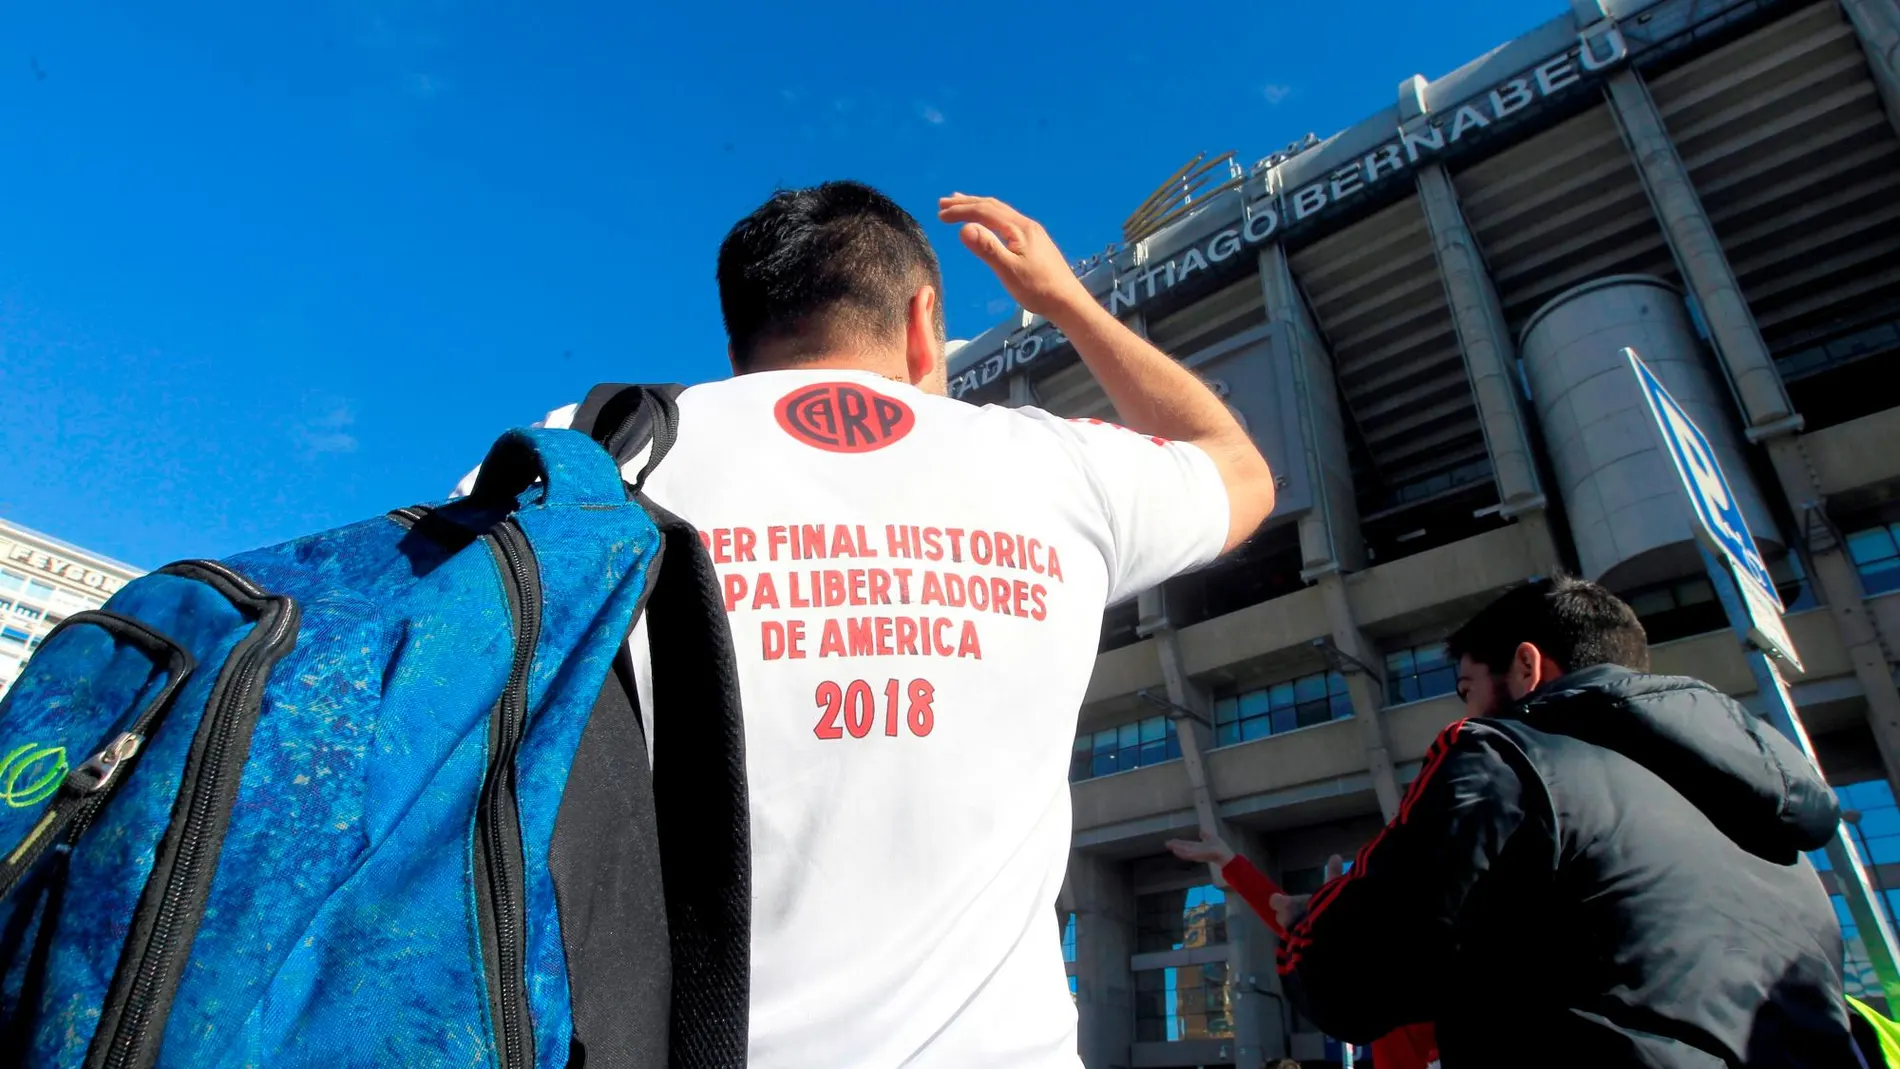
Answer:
[
  {"left": 472, "top": 182, "right": 1277, "bottom": 1066},
  {"left": 1204, "top": 575, "right": 1858, "bottom": 1067}
]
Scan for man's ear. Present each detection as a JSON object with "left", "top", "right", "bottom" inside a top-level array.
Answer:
[{"left": 904, "top": 284, "right": 941, "bottom": 386}]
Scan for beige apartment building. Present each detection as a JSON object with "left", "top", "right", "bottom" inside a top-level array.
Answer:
[{"left": 946, "top": 0, "right": 1900, "bottom": 1061}]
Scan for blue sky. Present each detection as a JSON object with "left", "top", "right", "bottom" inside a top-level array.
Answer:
[{"left": 4, "top": 0, "right": 1544, "bottom": 568}]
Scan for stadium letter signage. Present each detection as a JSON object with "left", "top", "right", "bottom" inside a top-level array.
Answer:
[
  {"left": 948, "top": 23, "right": 1628, "bottom": 402},
  {"left": 949, "top": 207, "right": 1284, "bottom": 399},
  {"left": 1281, "top": 24, "right": 1627, "bottom": 226}
]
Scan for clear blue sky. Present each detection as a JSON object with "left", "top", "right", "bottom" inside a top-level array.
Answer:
[{"left": 3, "top": 0, "right": 1545, "bottom": 569}]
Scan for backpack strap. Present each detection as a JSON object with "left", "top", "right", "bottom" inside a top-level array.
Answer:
[
  {"left": 558, "top": 382, "right": 750, "bottom": 1067},
  {"left": 638, "top": 498, "right": 749, "bottom": 1068},
  {"left": 571, "top": 384, "right": 684, "bottom": 495}
]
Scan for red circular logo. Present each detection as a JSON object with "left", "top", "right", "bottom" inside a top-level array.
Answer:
[{"left": 775, "top": 382, "right": 916, "bottom": 453}]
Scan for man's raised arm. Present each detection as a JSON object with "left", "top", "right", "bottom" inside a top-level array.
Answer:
[{"left": 939, "top": 193, "right": 1276, "bottom": 551}]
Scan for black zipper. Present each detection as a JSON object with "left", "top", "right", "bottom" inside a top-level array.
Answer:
[
  {"left": 89, "top": 561, "right": 299, "bottom": 1069},
  {"left": 476, "top": 518, "right": 541, "bottom": 1069}
]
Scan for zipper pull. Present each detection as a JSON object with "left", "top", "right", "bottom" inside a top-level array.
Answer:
[{"left": 68, "top": 732, "right": 144, "bottom": 794}]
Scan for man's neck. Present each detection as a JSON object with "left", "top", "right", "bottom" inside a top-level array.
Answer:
[{"left": 744, "top": 350, "right": 910, "bottom": 385}]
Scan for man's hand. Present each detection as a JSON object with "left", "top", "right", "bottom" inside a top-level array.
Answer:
[
  {"left": 1270, "top": 854, "right": 1345, "bottom": 932},
  {"left": 938, "top": 194, "right": 1093, "bottom": 322},
  {"left": 1165, "top": 832, "right": 1236, "bottom": 868},
  {"left": 937, "top": 190, "right": 1277, "bottom": 552}
]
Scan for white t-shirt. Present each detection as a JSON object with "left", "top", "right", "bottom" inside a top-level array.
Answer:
[{"left": 481, "top": 369, "right": 1229, "bottom": 1067}]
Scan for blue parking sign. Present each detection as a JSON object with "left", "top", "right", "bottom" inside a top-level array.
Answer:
[{"left": 1625, "top": 350, "right": 1783, "bottom": 611}]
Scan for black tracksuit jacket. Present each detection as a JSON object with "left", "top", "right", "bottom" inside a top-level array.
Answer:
[{"left": 1277, "top": 665, "right": 1859, "bottom": 1067}]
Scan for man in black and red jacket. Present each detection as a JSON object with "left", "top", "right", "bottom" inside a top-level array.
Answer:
[{"left": 1268, "top": 575, "right": 1858, "bottom": 1067}]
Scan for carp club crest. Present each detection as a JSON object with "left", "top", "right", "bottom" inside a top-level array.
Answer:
[{"left": 775, "top": 382, "right": 916, "bottom": 453}]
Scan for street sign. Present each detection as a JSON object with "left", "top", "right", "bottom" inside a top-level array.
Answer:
[{"left": 1625, "top": 349, "right": 1802, "bottom": 669}]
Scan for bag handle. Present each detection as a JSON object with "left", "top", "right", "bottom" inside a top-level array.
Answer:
[
  {"left": 570, "top": 384, "right": 683, "bottom": 495},
  {"left": 464, "top": 427, "right": 629, "bottom": 510}
]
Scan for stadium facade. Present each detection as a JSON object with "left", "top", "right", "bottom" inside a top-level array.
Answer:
[{"left": 946, "top": 0, "right": 1900, "bottom": 1063}]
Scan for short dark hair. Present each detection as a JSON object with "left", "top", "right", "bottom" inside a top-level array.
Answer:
[
  {"left": 716, "top": 181, "right": 944, "bottom": 370},
  {"left": 1446, "top": 574, "right": 1651, "bottom": 677}
]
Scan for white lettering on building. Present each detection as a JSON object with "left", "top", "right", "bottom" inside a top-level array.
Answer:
[{"left": 948, "top": 27, "right": 1626, "bottom": 400}]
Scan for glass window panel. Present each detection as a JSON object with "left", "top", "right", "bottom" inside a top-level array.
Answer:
[
  {"left": 1118, "top": 745, "right": 1141, "bottom": 772},
  {"left": 0, "top": 572, "right": 23, "bottom": 592},
  {"left": 1092, "top": 752, "right": 1118, "bottom": 777},
  {"left": 1397, "top": 677, "right": 1421, "bottom": 704},
  {"left": 24, "top": 581, "right": 52, "bottom": 601},
  {"left": 1140, "top": 717, "right": 1166, "bottom": 743},
  {"left": 1293, "top": 673, "right": 1327, "bottom": 703},
  {"left": 1420, "top": 666, "right": 1458, "bottom": 699},
  {"left": 1213, "top": 696, "right": 1238, "bottom": 725},
  {"left": 1866, "top": 569, "right": 1900, "bottom": 596},
  {"left": 1267, "top": 682, "right": 1296, "bottom": 709},
  {"left": 1386, "top": 649, "right": 1414, "bottom": 675},
  {"left": 1627, "top": 590, "right": 1675, "bottom": 615},
  {"left": 1093, "top": 730, "right": 1117, "bottom": 754},
  {"left": 1848, "top": 527, "right": 1899, "bottom": 565},
  {"left": 1118, "top": 722, "right": 1141, "bottom": 748},
  {"left": 1271, "top": 708, "right": 1298, "bottom": 735},
  {"left": 1166, "top": 734, "right": 1183, "bottom": 760},
  {"left": 1331, "top": 692, "right": 1354, "bottom": 719},
  {"left": 1073, "top": 735, "right": 1090, "bottom": 754},
  {"left": 1328, "top": 671, "right": 1348, "bottom": 695},
  {"left": 1414, "top": 644, "right": 1449, "bottom": 669},
  {"left": 1676, "top": 579, "right": 1716, "bottom": 606},
  {"left": 1295, "top": 701, "right": 1331, "bottom": 728},
  {"left": 1215, "top": 723, "right": 1240, "bottom": 747},
  {"left": 1139, "top": 740, "right": 1167, "bottom": 766},
  {"left": 1238, "top": 690, "right": 1271, "bottom": 720},
  {"left": 1240, "top": 716, "right": 1272, "bottom": 742}
]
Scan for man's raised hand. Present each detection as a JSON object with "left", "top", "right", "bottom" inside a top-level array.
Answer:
[
  {"left": 1164, "top": 832, "right": 1236, "bottom": 868},
  {"left": 938, "top": 193, "right": 1092, "bottom": 322}
]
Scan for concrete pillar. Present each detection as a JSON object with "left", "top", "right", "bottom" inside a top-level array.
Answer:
[
  {"left": 1141, "top": 588, "right": 1237, "bottom": 869},
  {"left": 1840, "top": 0, "right": 1900, "bottom": 138},
  {"left": 1316, "top": 573, "right": 1403, "bottom": 820},
  {"left": 1009, "top": 372, "right": 1038, "bottom": 408},
  {"left": 1611, "top": 62, "right": 1900, "bottom": 793},
  {"left": 1766, "top": 442, "right": 1900, "bottom": 795},
  {"left": 1606, "top": 64, "right": 1900, "bottom": 797},
  {"left": 1414, "top": 164, "right": 1549, "bottom": 519},
  {"left": 1064, "top": 852, "right": 1136, "bottom": 1069},
  {"left": 1603, "top": 69, "right": 1798, "bottom": 433},
  {"left": 1257, "top": 244, "right": 1366, "bottom": 573},
  {"left": 1223, "top": 827, "right": 1290, "bottom": 1069}
]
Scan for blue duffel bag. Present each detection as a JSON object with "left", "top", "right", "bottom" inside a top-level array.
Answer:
[{"left": 0, "top": 413, "right": 747, "bottom": 1069}]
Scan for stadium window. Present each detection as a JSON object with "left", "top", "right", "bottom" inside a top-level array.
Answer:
[
  {"left": 1070, "top": 715, "right": 1181, "bottom": 782},
  {"left": 0, "top": 570, "right": 22, "bottom": 593},
  {"left": 1211, "top": 670, "right": 1351, "bottom": 747},
  {"left": 1133, "top": 962, "right": 1235, "bottom": 1043},
  {"left": 1847, "top": 523, "right": 1900, "bottom": 597},
  {"left": 0, "top": 627, "right": 27, "bottom": 647},
  {"left": 1385, "top": 643, "right": 1456, "bottom": 705},
  {"left": 1624, "top": 574, "right": 1726, "bottom": 644},
  {"left": 1136, "top": 884, "right": 1229, "bottom": 954},
  {"left": 1061, "top": 912, "right": 1077, "bottom": 964},
  {"left": 24, "top": 580, "right": 54, "bottom": 603}
]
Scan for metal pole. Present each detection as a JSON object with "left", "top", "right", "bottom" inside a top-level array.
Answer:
[{"left": 1700, "top": 545, "right": 1900, "bottom": 1006}]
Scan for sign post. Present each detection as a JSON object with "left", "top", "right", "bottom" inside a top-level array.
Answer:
[{"left": 1626, "top": 347, "right": 1900, "bottom": 1007}]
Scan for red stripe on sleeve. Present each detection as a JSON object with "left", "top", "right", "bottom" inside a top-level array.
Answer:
[{"left": 1275, "top": 719, "right": 1469, "bottom": 972}]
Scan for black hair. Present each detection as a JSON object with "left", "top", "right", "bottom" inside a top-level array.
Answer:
[
  {"left": 716, "top": 181, "right": 944, "bottom": 370},
  {"left": 1446, "top": 574, "right": 1651, "bottom": 677}
]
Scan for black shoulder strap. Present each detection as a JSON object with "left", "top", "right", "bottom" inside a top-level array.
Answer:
[
  {"left": 572, "top": 384, "right": 684, "bottom": 495},
  {"left": 639, "top": 496, "right": 750, "bottom": 1068}
]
